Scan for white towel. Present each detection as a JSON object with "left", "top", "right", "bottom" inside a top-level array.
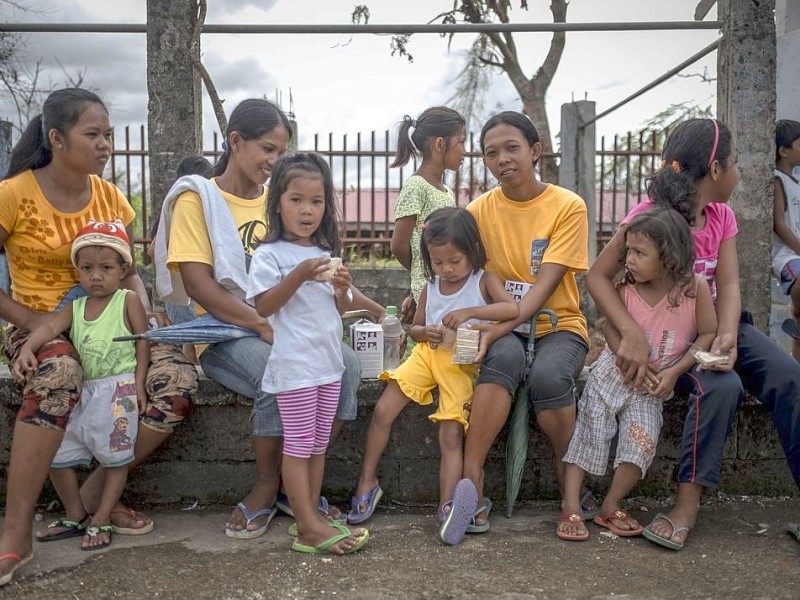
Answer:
[{"left": 153, "top": 175, "right": 250, "bottom": 305}]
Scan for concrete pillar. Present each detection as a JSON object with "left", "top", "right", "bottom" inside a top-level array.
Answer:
[
  {"left": 717, "top": 0, "right": 776, "bottom": 329},
  {"left": 146, "top": 0, "right": 202, "bottom": 226},
  {"left": 777, "top": 0, "right": 800, "bottom": 122},
  {"left": 559, "top": 101, "right": 597, "bottom": 262}
]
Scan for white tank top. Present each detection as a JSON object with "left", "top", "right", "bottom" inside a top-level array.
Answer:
[
  {"left": 425, "top": 269, "right": 487, "bottom": 325},
  {"left": 772, "top": 169, "right": 800, "bottom": 275}
]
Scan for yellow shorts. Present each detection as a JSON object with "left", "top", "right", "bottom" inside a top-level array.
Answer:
[{"left": 380, "top": 342, "right": 477, "bottom": 430}]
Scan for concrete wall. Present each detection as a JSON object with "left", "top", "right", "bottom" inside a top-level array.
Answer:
[
  {"left": 777, "top": 0, "right": 800, "bottom": 122},
  {"left": 0, "top": 368, "right": 795, "bottom": 507}
]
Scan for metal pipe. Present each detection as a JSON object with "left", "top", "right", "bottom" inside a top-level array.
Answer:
[
  {"left": 0, "top": 21, "right": 723, "bottom": 35},
  {"left": 581, "top": 38, "right": 721, "bottom": 129}
]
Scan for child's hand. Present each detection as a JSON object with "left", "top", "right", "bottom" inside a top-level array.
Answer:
[
  {"left": 294, "top": 257, "right": 331, "bottom": 282},
  {"left": 331, "top": 265, "right": 352, "bottom": 292},
  {"left": 648, "top": 367, "right": 679, "bottom": 399},
  {"left": 136, "top": 389, "right": 148, "bottom": 414},
  {"left": 399, "top": 293, "right": 416, "bottom": 325},
  {"left": 425, "top": 324, "right": 445, "bottom": 348},
  {"left": 441, "top": 308, "right": 472, "bottom": 331},
  {"left": 11, "top": 348, "right": 38, "bottom": 382}
]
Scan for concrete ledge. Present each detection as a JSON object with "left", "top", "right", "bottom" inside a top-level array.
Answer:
[{"left": 0, "top": 367, "right": 796, "bottom": 506}]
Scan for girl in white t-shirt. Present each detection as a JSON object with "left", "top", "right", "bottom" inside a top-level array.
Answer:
[{"left": 246, "top": 152, "right": 368, "bottom": 556}]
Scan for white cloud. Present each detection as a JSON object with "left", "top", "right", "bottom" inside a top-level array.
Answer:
[{"left": 0, "top": 0, "right": 720, "bottom": 146}]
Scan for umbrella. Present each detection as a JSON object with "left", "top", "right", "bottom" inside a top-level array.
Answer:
[
  {"left": 113, "top": 313, "right": 259, "bottom": 344},
  {"left": 505, "top": 308, "right": 559, "bottom": 518}
]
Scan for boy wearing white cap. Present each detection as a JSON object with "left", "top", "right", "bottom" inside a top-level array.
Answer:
[{"left": 12, "top": 220, "right": 149, "bottom": 551}]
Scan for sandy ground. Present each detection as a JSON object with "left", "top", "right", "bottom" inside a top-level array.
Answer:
[{"left": 1, "top": 494, "right": 799, "bottom": 599}]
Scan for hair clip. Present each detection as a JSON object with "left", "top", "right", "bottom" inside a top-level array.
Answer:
[
  {"left": 671, "top": 160, "right": 681, "bottom": 174},
  {"left": 221, "top": 140, "right": 229, "bottom": 152},
  {"left": 420, "top": 223, "right": 427, "bottom": 231}
]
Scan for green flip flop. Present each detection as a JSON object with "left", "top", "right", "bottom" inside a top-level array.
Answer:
[
  {"left": 36, "top": 514, "right": 90, "bottom": 543},
  {"left": 290, "top": 523, "right": 369, "bottom": 555}
]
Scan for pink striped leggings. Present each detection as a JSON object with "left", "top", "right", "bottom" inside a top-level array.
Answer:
[{"left": 276, "top": 380, "right": 342, "bottom": 458}]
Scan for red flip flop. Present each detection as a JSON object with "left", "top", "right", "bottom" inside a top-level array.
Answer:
[
  {"left": 594, "top": 510, "right": 644, "bottom": 537},
  {"left": 556, "top": 513, "right": 589, "bottom": 541},
  {"left": 0, "top": 552, "right": 33, "bottom": 587}
]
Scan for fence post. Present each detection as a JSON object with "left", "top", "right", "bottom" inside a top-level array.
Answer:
[
  {"left": 559, "top": 101, "right": 597, "bottom": 261},
  {"left": 560, "top": 101, "right": 597, "bottom": 321}
]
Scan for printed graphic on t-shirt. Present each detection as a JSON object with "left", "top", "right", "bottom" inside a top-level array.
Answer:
[
  {"left": 645, "top": 330, "right": 678, "bottom": 370},
  {"left": 694, "top": 258, "right": 718, "bottom": 301},
  {"left": 530, "top": 239, "right": 549, "bottom": 275},
  {"left": 239, "top": 220, "right": 268, "bottom": 256}
]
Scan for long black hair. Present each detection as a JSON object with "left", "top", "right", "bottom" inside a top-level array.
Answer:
[
  {"left": 391, "top": 106, "right": 465, "bottom": 168},
  {"left": 5, "top": 88, "right": 107, "bottom": 180},
  {"left": 646, "top": 118, "right": 733, "bottom": 225},
  {"left": 263, "top": 152, "right": 341, "bottom": 255},
  {"left": 213, "top": 99, "right": 292, "bottom": 177}
]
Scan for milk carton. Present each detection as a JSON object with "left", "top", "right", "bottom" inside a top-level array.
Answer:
[{"left": 350, "top": 319, "right": 384, "bottom": 378}]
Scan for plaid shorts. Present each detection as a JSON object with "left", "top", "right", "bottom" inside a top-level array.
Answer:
[{"left": 563, "top": 349, "right": 663, "bottom": 476}]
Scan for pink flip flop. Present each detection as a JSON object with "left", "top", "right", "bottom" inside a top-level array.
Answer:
[{"left": 0, "top": 552, "right": 34, "bottom": 587}]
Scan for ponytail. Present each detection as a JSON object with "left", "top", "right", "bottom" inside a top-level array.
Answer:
[
  {"left": 391, "top": 107, "right": 465, "bottom": 169},
  {"left": 645, "top": 164, "right": 697, "bottom": 226},
  {"left": 5, "top": 114, "right": 51, "bottom": 180},
  {"left": 391, "top": 115, "right": 417, "bottom": 168},
  {"left": 212, "top": 143, "right": 230, "bottom": 177},
  {"left": 646, "top": 118, "right": 733, "bottom": 226}
]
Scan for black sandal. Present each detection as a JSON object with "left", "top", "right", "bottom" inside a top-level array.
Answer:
[{"left": 36, "top": 513, "right": 90, "bottom": 543}]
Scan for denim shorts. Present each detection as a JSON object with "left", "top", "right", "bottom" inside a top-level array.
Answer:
[{"left": 477, "top": 330, "right": 588, "bottom": 412}]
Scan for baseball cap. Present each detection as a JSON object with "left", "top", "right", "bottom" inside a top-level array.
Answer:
[{"left": 71, "top": 220, "right": 133, "bottom": 267}]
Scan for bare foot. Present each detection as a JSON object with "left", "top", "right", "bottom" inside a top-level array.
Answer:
[
  {"left": 110, "top": 505, "right": 153, "bottom": 534},
  {"left": 557, "top": 513, "right": 588, "bottom": 539},
  {"left": 647, "top": 509, "right": 696, "bottom": 546},
  {"left": 226, "top": 483, "right": 278, "bottom": 532},
  {"left": 81, "top": 524, "right": 112, "bottom": 550},
  {"left": 599, "top": 505, "right": 641, "bottom": 532},
  {"left": 35, "top": 514, "right": 89, "bottom": 541},
  {"left": 295, "top": 523, "right": 367, "bottom": 555}
]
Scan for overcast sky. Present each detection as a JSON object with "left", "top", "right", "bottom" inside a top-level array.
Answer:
[{"left": 1, "top": 0, "right": 719, "bottom": 151}]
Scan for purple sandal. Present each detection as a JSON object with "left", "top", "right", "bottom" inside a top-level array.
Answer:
[
  {"left": 438, "top": 479, "right": 478, "bottom": 546},
  {"left": 347, "top": 484, "right": 384, "bottom": 524}
]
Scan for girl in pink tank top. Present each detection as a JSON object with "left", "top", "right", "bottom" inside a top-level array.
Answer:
[{"left": 558, "top": 207, "right": 717, "bottom": 542}]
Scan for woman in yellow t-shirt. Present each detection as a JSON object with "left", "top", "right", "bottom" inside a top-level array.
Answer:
[
  {"left": 162, "top": 99, "right": 384, "bottom": 544},
  {"left": 0, "top": 89, "right": 197, "bottom": 587},
  {"left": 463, "top": 112, "right": 590, "bottom": 535}
]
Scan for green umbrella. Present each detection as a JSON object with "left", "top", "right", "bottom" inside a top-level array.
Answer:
[{"left": 505, "top": 308, "right": 559, "bottom": 518}]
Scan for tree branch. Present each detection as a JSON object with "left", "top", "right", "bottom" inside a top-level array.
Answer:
[{"left": 191, "top": 0, "right": 227, "bottom": 136}]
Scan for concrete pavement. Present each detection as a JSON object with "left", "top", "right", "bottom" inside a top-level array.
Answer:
[{"left": 1, "top": 494, "right": 799, "bottom": 599}]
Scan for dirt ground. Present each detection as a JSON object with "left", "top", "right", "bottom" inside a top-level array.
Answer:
[{"left": 2, "top": 494, "right": 799, "bottom": 599}]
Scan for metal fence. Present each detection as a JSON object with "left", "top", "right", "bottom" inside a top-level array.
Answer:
[{"left": 107, "top": 125, "right": 660, "bottom": 259}]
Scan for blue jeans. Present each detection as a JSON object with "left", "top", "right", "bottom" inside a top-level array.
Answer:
[
  {"left": 199, "top": 336, "right": 361, "bottom": 437},
  {"left": 676, "top": 312, "right": 800, "bottom": 489}
]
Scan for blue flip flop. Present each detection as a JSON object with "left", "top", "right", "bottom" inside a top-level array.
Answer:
[
  {"left": 348, "top": 484, "right": 384, "bottom": 525},
  {"left": 439, "top": 478, "right": 478, "bottom": 546},
  {"left": 580, "top": 489, "right": 601, "bottom": 520},
  {"left": 225, "top": 502, "right": 276, "bottom": 539}
]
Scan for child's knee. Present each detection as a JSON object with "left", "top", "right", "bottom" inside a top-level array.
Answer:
[{"left": 439, "top": 421, "right": 464, "bottom": 452}]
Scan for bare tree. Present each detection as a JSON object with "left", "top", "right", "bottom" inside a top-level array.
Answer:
[{"left": 355, "top": 1, "right": 568, "bottom": 183}]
